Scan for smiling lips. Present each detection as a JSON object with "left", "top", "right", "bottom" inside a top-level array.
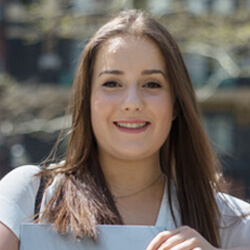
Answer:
[{"left": 114, "top": 120, "right": 150, "bottom": 133}]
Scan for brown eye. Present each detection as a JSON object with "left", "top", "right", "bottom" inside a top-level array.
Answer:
[
  {"left": 143, "top": 81, "right": 162, "bottom": 89},
  {"left": 102, "top": 81, "right": 121, "bottom": 88}
]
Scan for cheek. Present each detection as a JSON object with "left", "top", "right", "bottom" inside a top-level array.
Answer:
[
  {"left": 91, "top": 94, "right": 106, "bottom": 144},
  {"left": 90, "top": 91, "right": 119, "bottom": 127},
  {"left": 148, "top": 94, "right": 174, "bottom": 120},
  {"left": 150, "top": 97, "right": 174, "bottom": 137},
  {"left": 92, "top": 91, "right": 117, "bottom": 110},
  {"left": 91, "top": 98, "right": 104, "bottom": 115}
]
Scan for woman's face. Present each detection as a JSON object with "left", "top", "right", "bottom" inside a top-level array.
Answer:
[{"left": 91, "top": 35, "right": 174, "bottom": 162}]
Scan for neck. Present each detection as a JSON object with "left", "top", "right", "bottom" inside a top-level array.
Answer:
[{"left": 98, "top": 151, "right": 162, "bottom": 195}]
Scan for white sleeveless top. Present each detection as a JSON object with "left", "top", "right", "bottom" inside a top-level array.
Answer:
[{"left": 0, "top": 165, "right": 250, "bottom": 248}]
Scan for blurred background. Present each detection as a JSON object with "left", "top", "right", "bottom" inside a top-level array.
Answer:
[{"left": 0, "top": 0, "right": 249, "bottom": 201}]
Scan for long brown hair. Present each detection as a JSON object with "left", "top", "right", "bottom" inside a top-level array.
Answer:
[{"left": 39, "top": 9, "right": 222, "bottom": 246}]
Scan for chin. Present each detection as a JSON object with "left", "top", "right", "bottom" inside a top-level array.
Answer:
[{"left": 111, "top": 149, "right": 156, "bottom": 161}]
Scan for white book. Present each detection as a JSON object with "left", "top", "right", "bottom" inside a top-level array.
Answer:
[{"left": 20, "top": 224, "right": 166, "bottom": 250}]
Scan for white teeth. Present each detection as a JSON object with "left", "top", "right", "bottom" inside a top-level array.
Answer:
[{"left": 116, "top": 122, "right": 147, "bottom": 129}]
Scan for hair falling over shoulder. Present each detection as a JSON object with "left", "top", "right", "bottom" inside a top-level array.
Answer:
[{"left": 38, "top": 9, "right": 224, "bottom": 246}]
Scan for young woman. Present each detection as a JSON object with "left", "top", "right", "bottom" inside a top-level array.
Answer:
[{"left": 0, "top": 9, "right": 249, "bottom": 250}]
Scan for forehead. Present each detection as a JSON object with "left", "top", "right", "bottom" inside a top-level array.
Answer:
[
  {"left": 103, "top": 36, "right": 128, "bottom": 53},
  {"left": 100, "top": 35, "right": 160, "bottom": 55},
  {"left": 94, "top": 35, "right": 166, "bottom": 71}
]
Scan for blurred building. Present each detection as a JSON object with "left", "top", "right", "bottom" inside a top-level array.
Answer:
[
  {"left": 0, "top": 0, "right": 250, "bottom": 199},
  {"left": 0, "top": 0, "right": 5, "bottom": 73}
]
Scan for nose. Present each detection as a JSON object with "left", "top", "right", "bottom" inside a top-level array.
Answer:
[{"left": 120, "top": 85, "right": 144, "bottom": 112}]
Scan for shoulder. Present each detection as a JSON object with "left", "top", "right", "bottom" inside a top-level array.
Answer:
[
  {"left": 0, "top": 165, "right": 41, "bottom": 196},
  {"left": 216, "top": 192, "right": 250, "bottom": 217},
  {"left": 0, "top": 165, "right": 41, "bottom": 239},
  {"left": 216, "top": 193, "right": 250, "bottom": 248},
  {"left": 0, "top": 165, "right": 41, "bottom": 199},
  {"left": 0, "top": 165, "right": 40, "bottom": 182}
]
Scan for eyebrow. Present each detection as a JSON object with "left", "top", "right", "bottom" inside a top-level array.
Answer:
[
  {"left": 141, "top": 69, "right": 167, "bottom": 79},
  {"left": 98, "top": 70, "right": 123, "bottom": 76},
  {"left": 99, "top": 69, "right": 167, "bottom": 79}
]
